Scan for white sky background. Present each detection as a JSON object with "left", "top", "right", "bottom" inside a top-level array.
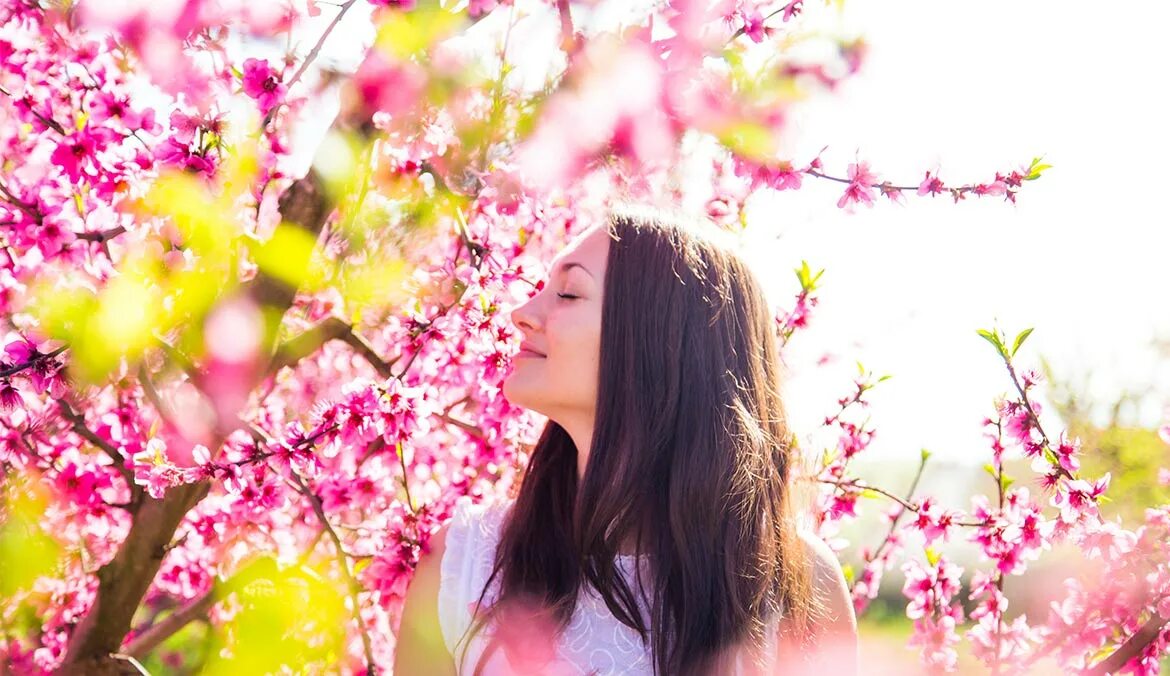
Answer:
[
  {"left": 288, "top": 0, "right": 1170, "bottom": 474},
  {"left": 747, "top": 0, "right": 1170, "bottom": 470}
]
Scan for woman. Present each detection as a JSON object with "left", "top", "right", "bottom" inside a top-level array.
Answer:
[{"left": 395, "top": 206, "right": 858, "bottom": 675}]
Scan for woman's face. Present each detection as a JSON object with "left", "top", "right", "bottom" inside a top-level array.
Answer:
[{"left": 503, "top": 224, "right": 611, "bottom": 455}]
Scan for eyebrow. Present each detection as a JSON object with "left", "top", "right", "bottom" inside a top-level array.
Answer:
[{"left": 555, "top": 261, "right": 594, "bottom": 279}]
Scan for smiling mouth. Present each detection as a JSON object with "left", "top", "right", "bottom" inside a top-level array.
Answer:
[{"left": 517, "top": 349, "right": 546, "bottom": 358}]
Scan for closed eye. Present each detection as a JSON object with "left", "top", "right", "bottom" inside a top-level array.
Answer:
[{"left": 556, "top": 293, "right": 579, "bottom": 300}]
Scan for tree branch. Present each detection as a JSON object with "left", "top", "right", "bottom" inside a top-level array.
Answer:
[
  {"left": 554, "top": 0, "right": 579, "bottom": 55},
  {"left": 266, "top": 317, "right": 393, "bottom": 379},
  {"left": 1088, "top": 612, "right": 1169, "bottom": 676},
  {"left": 0, "top": 345, "right": 67, "bottom": 379},
  {"left": 76, "top": 226, "right": 127, "bottom": 243},
  {"left": 57, "top": 166, "right": 338, "bottom": 676},
  {"left": 56, "top": 399, "right": 137, "bottom": 493},
  {"left": 438, "top": 412, "right": 485, "bottom": 441},
  {"left": 124, "top": 588, "right": 217, "bottom": 659},
  {"left": 285, "top": 0, "right": 358, "bottom": 92}
]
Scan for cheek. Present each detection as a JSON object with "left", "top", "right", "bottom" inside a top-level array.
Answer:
[{"left": 549, "top": 314, "right": 601, "bottom": 375}]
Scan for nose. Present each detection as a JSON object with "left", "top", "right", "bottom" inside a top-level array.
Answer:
[{"left": 509, "top": 293, "right": 541, "bottom": 336}]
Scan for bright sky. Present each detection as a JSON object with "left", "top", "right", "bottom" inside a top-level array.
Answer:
[
  {"left": 742, "top": 0, "right": 1170, "bottom": 469},
  {"left": 291, "top": 0, "right": 1170, "bottom": 473}
]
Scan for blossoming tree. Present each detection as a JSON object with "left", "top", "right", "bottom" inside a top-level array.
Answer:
[{"left": 0, "top": 0, "right": 1166, "bottom": 674}]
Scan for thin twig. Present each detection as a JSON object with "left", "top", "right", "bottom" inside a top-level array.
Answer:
[
  {"left": 862, "top": 451, "right": 929, "bottom": 571},
  {"left": 0, "top": 177, "right": 42, "bottom": 222},
  {"left": 76, "top": 226, "right": 126, "bottom": 243},
  {"left": 285, "top": 0, "right": 357, "bottom": 91},
  {"left": 395, "top": 441, "right": 415, "bottom": 515},
  {"left": 56, "top": 399, "right": 137, "bottom": 490},
  {"left": 728, "top": 4, "right": 794, "bottom": 44},
  {"left": 0, "top": 84, "right": 67, "bottom": 134},
  {"left": 137, "top": 363, "right": 178, "bottom": 430},
  {"left": 438, "top": 413, "right": 485, "bottom": 441},
  {"left": 290, "top": 471, "right": 376, "bottom": 676},
  {"left": 815, "top": 477, "right": 987, "bottom": 528},
  {"left": 1000, "top": 355, "right": 1073, "bottom": 481},
  {"left": 0, "top": 345, "right": 67, "bottom": 378}
]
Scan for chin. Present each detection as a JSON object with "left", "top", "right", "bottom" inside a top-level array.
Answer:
[
  {"left": 504, "top": 385, "right": 557, "bottom": 422},
  {"left": 501, "top": 375, "right": 536, "bottom": 411}
]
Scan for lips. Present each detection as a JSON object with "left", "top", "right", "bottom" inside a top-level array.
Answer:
[{"left": 518, "top": 341, "right": 546, "bottom": 358}]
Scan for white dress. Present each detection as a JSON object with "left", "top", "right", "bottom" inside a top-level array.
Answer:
[{"left": 437, "top": 497, "right": 781, "bottom": 675}]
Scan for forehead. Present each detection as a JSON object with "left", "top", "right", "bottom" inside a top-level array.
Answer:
[{"left": 551, "top": 225, "right": 611, "bottom": 276}]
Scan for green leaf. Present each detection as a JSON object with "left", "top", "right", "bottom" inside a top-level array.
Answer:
[
  {"left": 1011, "top": 327, "right": 1034, "bottom": 358},
  {"left": 374, "top": 4, "right": 467, "bottom": 61},
  {"left": 1025, "top": 156, "right": 1052, "bottom": 181},
  {"left": 920, "top": 448, "right": 932, "bottom": 462},
  {"left": 252, "top": 222, "right": 326, "bottom": 291},
  {"left": 796, "top": 260, "right": 811, "bottom": 287},
  {"left": 924, "top": 546, "right": 941, "bottom": 567},
  {"left": 716, "top": 122, "right": 778, "bottom": 161},
  {"left": 976, "top": 328, "right": 1005, "bottom": 357}
]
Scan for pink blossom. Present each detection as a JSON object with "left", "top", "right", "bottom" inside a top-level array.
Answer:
[
  {"left": 828, "top": 490, "right": 859, "bottom": 520},
  {"left": 967, "top": 613, "right": 1037, "bottom": 668},
  {"left": 349, "top": 50, "right": 426, "bottom": 121},
  {"left": 1001, "top": 399, "right": 1040, "bottom": 448},
  {"left": 917, "top": 170, "right": 945, "bottom": 196},
  {"left": 132, "top": 439, "right": 189, "bottom": 499},
  {"left": 1052, "top": 433, "right": 1081, "bottom": 473},
  {"left": 748, "top": 160, "right": 804, "bottom": 191},
  {"left": 902, "top": 555, "right": 963, "bottom": 620},
  {"left": 240, "top": 58, "right": 287, "bottom": 115},
  {"left": 361, "top": 541, "right": 418, "bottom": 605},
  {"left": 878, "top": 183, "right": 905, "bottom": 204},
  {"left": 907, "top": 614, "right": 961, "bottom": 671},
  {"left": 912, "top": 497, "right": 957, "bottom": 544},
  {"left": 1020, "top": 368, "right": 1044, "bottom": 388},
  {"left": 468, "top": 0, "right": 504, "bottom": 18},
  {"left": 973, "top": 179, "right": 1008, "bottom": 197},
  {"left": 0, "top": 380, "right": 23, "bottom": 410},
  {"left": 4, "top": 338, "right": 37, "bottom": 363},
  {"left": 1052, "top": 473, "right": 1110, "bottom": 524},
  {"left": 737, "top": 9, "right": 770, "bottom": 43},
  {"left": 49, "top": 131, "right": 99, "bottom": 182},
  {"left": 836, "top": 421, "right": 873, "bottom": 459},
  {"left": 836, "top": 161, "right": 878, "bottom": 209},
  {"left": 369, "top": 0, "right": 418, "bottom": 8}
]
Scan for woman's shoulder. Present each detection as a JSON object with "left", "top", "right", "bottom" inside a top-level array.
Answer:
[
  {"left": 449, "top": 494, "right": 515, "bottom": 529},
  {"left": 434, "top": 496, "right": 514, "bottom": 654},
  {"left": 794, "top": 529, "right": 858, "bottom": 644}
]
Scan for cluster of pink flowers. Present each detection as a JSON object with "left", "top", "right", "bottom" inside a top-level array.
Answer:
[{"left": 902, "top": 555, "right": 964, "bottom": 670}]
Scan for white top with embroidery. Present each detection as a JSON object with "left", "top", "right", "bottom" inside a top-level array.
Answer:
[{"left": 437, "top": 496, "right": 781, "bottom": 675}]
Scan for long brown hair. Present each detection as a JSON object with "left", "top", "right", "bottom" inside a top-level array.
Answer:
[{"left": 457, "top": 205, "right": 823, "bottom": 675}]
